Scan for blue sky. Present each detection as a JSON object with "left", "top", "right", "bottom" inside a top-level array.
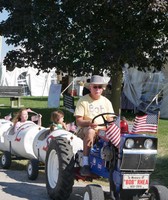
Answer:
[{"left": 0, "top": 10, "right": 15, "bottom": 62}]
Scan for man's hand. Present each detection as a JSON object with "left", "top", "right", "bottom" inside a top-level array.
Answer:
[
  {"left": 106, "top": 116, "right": 114, "bottom": 124},
  {"left": 89, "top": 122, "right": 98, "bottom": 129}
]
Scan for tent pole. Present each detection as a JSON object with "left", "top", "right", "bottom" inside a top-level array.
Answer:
[
  {"left": 42, "top": 73, "right": 49, "bottom": 96},
  {"left": 61, "top": 77, "right": 77, "bottom": 96},
  {"left": 0, "top": 36, "right": 2, "bottom": 62},
  {"left": 145, "top": 83, "right": 168, "bottom": 112}
]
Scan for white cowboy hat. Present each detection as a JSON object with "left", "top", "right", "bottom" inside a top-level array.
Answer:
[{"left": 85, "top": 75, "right": 108, "bottom": 89}]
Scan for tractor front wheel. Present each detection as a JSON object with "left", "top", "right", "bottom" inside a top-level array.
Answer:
[
  {"left": 83, "top": 184, "right": 105, "bottom": 200},
  {"left": 149, "top": 185, "right": 168, "bottom": 200}
]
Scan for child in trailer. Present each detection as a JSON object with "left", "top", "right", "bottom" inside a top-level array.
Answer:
[
  {"left": 12, "top": 108, "right": 42, "bottom": 133},
  {"left": 50, "top": 110, "right": 68, "bottom": 132}
]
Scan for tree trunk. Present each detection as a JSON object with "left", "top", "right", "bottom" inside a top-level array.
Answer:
[{"left": 104, "top": 70, "right": 123, "bottom": 115}]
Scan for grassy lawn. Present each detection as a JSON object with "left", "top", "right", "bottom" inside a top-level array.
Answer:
[
  {"left": 151, "top": 119, "right": 168, "bottom": 187},
  {"left": 0, "top": 96, "right": 77, "bottom": 127},
  {"left": 0, "top": 96, "right": 168, "bottom": 187}
]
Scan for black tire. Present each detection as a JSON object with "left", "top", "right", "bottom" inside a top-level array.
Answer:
[
  {"left": 27, "top": 159, "right": 39, "bottom": 180},
  {"left": 149, "top": 185, "right": 168, "bottom": 200},
  {"left": 45, "top": 137, "right": 75, "bottom": 200},
  {"left": 83, "top": 184, "right": 105, "bottom": 200},
  {"left": 0, "top": 151, "right": 11, "bottom": 169}
]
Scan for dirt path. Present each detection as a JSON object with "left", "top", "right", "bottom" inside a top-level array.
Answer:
[{"left": 0, "top": 169, "right": 109, "bottom": 200}]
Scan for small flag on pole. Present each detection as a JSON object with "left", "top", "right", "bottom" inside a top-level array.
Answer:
[
  {"left": 27, "top": 108, "right": 38, "bottom": 115},
  {"left": 27, "top": 108, "right": 33, "bottom": 113},
  {"left": 105, "top": 117, "right": 120, "bottom": 147},
  {"left": 131, "top": 113, "right": 158, "bottom": 134},
  {"left": 31, "top": 115, "right": 40, "bottom": 122},
  {"left": 4, "top": 113, "right": 12, "bottom": 121}
]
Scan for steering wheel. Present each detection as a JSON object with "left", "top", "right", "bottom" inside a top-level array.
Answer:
[{"left": 92, "top": 113, "right": 117, "bottom": 127}]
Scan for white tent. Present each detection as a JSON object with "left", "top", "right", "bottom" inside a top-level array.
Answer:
[
  {"left": 123, "top": 64, "right": 168, "bottom": 119},
  {"left": 0, "top": 65, "right": 57, "bottom": 96}
]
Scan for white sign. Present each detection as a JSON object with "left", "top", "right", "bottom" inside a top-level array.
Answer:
[
  {"left": 122, "top": 174, "right": 149, "bottom": 189},
  {"left": 48, "top": 83, "right": 62, "bottom": 108}
]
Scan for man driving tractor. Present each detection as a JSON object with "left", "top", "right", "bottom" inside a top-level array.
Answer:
[{"left": 74, "top": 75, "right": 115, "bottom": 176}]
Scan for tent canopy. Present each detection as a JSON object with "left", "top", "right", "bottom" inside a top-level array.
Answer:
[
  {"left": 123, "top": 65, "right": 168, "bottom": 119},
  {"left": 0, "top": 66, "right": 57, "bottom": 96}
]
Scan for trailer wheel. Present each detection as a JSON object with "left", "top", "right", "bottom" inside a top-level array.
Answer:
[
  {"left": 83, "top": 184, "right": 105, "bottom": 200},
  {"left": 45, "top": 137, "right": 75, "bottom": 200},
  {"left": 27, "top": 159, "right": 39, "bottom": 180},
  {"left": 0, "top": 151, "right": 11, "bottom": 169},
  {"left": 149, "top": 185, "right": 168, "bottom": 200}
]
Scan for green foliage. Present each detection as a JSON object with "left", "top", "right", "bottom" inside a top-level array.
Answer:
[
  {"left": 1, "top": 1, "right": 167, "bottom": 113},
  {"left": 0, "top": 0, "right": 167, "bottom": 75}
]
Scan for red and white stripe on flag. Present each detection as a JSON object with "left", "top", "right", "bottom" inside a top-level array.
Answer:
[{"left": 105, "top": 117, "right": 120, "bottom": 147}]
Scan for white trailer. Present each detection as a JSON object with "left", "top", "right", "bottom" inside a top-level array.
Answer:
[{"left": 0, "top": 119, "right": 83, "bottom": 180}]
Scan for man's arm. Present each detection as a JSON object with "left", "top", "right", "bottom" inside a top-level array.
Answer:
[
  {"left": 76, "top": 116, "right": 97, "bottom": 129},
  {"left": 76, "top": 116, "right": 91, "bottom": 127}
]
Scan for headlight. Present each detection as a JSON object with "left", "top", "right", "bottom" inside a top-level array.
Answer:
[
  {"left": 125, "top": 139, "right": 134, "bottom": 149},
  {"left": 144, "top": 139, "right": 153, "bottom": 149}
]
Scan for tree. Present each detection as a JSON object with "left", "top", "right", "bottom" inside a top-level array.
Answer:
[{"left": 0, "top": 0, "right": 167, "bottom": 112}]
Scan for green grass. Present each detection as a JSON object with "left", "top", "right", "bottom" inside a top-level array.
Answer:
[
  {"left": 150, "top": 119, "right": 168, "bottom": 186},
  {"left": 0, "top": 96, "right": 168, "bottom": 187},
  {"left": 0, "top": 96, "right": 76, "bottom": 127}
]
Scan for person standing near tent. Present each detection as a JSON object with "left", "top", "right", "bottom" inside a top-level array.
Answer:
[
  {"left": 12, "top": 108, "right": 42, "bottom": 133},
  {"left": 74, "top": 75, "right": 114, "bottom": 176}
]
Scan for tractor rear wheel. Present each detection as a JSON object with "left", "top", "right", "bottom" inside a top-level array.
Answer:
[{"left": 45, "top": 137, "right": 75, "bottom": 200}]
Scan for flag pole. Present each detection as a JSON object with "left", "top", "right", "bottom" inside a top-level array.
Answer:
[{"left": 145, "top": 84, "right": 168, "bottom": 112}]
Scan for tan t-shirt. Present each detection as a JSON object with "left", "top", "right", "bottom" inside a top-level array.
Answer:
[{"left": 74, "top": 94, "right": 114, "bottom": 125}]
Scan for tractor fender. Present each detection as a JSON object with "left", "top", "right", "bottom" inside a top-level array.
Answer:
[{"left": 33, "top": 128, "right": 83, "bottom": 163}]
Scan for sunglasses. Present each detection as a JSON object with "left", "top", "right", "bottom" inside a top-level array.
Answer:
[{"left": 93, "top": 85, "right": 103, "bottom": 89}]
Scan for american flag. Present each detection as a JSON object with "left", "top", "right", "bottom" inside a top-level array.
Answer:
[
  {"left": 131, "top": 114, "right": 158, "bottom": 134},
  {"left": 105, "top": 117, "right": 120, "bottom": 147}
]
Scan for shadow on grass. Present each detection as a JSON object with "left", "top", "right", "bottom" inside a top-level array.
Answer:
[
  {"left": 22, "top": 97, "right": 48, "bottom": 101},
  {"left": 151, "top": 156, "right": 168, "bottom": 187}
]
